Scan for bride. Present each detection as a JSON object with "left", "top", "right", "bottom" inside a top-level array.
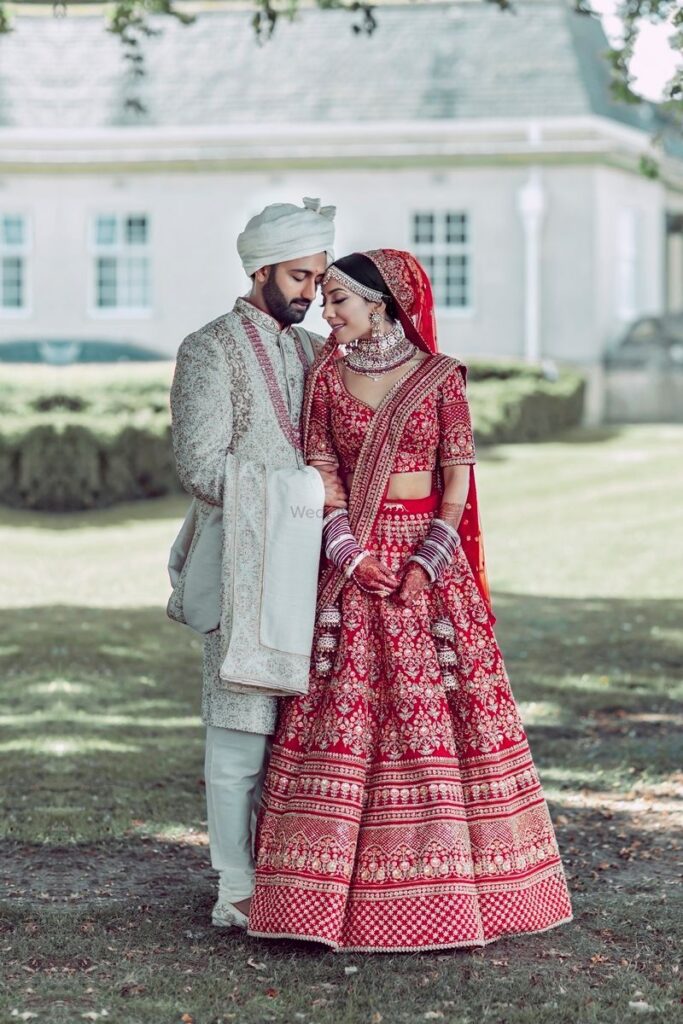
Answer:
[{"left": 247, "top": 249, "right": 572, "bottom": 952}]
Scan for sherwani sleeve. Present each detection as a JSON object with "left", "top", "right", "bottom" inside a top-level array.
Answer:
[
  {"left": 438, "top": 364, "right": 476, "bottom": 467},
  {"left": 304, "top": 369, "right": 339, "bottom": 467},
  {"left": 171, "top": 330, "right": 233, "bottom": 506}
]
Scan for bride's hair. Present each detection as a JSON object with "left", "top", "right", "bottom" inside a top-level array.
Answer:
[{"left": 330, "top": 253, "right": 399, "bottom": 319}]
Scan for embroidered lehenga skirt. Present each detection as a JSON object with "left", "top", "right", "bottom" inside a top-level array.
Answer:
[{"left": 248, "top": 492, "right": 573, "bottom": 952}]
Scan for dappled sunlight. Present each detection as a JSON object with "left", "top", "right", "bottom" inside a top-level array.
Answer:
[
  {"left": 0, "top": 710, "right": 200, "bottom": 729},
  {"left": 553, "top": 789, "right": 682, "bottom": 833},
  {"left": 539, "top": 764, "right": 654, "bottom": 793},
  {"left": 147, "top": 824, "right": 209, "bottom": 846},
  {"left": 98, "top": 644, "right": 145, "bottom": 659},
  {"left": 517, "top": 700, "right": 565, "bottom": 726},
  {"left": 67, "top": 710, "right": 200, "bottom": 729},
  {"left": 0, "top": 494, "right": 188, "bottom": 531},
  {"left": 29, "top": 680, "right": 95, "bottom": 697},
  {"left": 0, "top": 737, "right": 142, "bottom": 755}
]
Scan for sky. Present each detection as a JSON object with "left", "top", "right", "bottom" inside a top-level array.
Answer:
[{"left": 594, "top": 0, "right": 680, "bottom": 100}]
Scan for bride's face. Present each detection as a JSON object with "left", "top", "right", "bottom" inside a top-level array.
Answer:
[{"left": 321, "top": 282, "right": 376, "bottom": 344}]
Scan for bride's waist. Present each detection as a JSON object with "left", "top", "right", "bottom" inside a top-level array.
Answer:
[{"left": 345, "top": 470, "right": 434, "bottom": 501}]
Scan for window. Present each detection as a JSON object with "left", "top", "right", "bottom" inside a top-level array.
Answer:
[
  {"left": 0, "top": 215, "right": 29, "bottom": 311},
  {"left": 92, "top": 214, "right": 151, "bottom": 312},
  {"left": 411, "top": 211, "right": 471, "bottom": 309}
]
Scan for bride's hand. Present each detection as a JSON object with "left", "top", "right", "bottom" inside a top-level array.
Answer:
[
  {"left": 396, "top": 562, "right": 431, "bottom": 606},
  {"left": 352, "top": 555, "right": 400, "bottom": 597}
]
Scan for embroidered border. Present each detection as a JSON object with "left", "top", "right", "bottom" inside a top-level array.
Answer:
[{"left": 243, "top": 319, "right": 304, "bottom": 454}]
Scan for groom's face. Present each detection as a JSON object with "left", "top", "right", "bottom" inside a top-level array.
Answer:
[{"left": 261, "top": 253, "right": 327, "bottom": 325}]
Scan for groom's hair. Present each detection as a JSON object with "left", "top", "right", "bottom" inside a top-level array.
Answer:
[
  {"left": 250, "top": 263, "right": 278, "bottom": 281},
  {"left": 330, "top": 254, "right": 399, "bottom": 319}
]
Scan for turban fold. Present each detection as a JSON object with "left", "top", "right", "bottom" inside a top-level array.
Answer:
[{"left": 237, "top": 197, "right": 336, "bottom": 277}]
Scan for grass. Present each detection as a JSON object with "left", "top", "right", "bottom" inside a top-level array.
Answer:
[{"left": 0, "top": 425, "right": 681, "bottom": 1024}]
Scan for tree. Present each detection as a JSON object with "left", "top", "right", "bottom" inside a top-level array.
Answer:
[{"left": 1, "top": 0, "right": 681, "bottom": 111}]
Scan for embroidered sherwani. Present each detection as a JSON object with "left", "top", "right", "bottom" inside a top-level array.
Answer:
[{"left": 170, "top": 298, "right": 323, "bottom": 735}]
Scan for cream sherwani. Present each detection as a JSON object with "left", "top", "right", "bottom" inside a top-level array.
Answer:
[
  {"left": 169, "top": 298, "right": 324, "bottom": 903},
  {"left": 170, "top": 298, "right": 324, "bottom": 735}
]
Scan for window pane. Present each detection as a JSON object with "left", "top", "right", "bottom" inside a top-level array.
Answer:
[
  {"left": 126, "top": 216, "right": 148, "bottom": 245},
  {"left": 2, "top": 257, "right": 23, "bottom": 307},
  {"left": 412, "top": 213, "right": 434, "bottom": 245},
  {"left": 449, "top": 253, "right": 468, "bottom": 304},
  {"left": 97, "top": 257, "right": 118, "bottom": 307},
  {"left": 411, "top": 211, "right": 471, "bottom": 308},
  {"left": 96, "top": 216, "right": 117, "bottom": 246},
  {"left": 445, "top": 212, "right": 467, "bottom": 245},
  {"left": 2, "top": 216, "right": 24, "bottom": 247},
  {"left": 121, "top": 257, "right": 150, "bottom": 308}
]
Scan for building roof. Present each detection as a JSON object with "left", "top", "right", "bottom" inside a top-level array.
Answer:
[{"left": 0, "top": 0, "right": 665, "bottom": 135}]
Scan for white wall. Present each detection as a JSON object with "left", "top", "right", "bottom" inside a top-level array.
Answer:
[
  {"left": 593, "top": 165, "right": 665, "bottom": 352},
  {"left": 0, "top": 162, "right": 667, "bottom": 366}
]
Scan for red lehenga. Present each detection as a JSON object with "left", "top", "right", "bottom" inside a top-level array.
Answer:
[{"left": 248, "top": 251, "right": 572, "bottom": 952}]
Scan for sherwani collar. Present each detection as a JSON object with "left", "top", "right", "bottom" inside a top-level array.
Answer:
[{"left": 234, "top": 297, "right": 293, "bottom": 336}]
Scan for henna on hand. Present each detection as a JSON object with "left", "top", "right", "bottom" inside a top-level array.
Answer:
[
  {"left": 397, "top": 562, "right": 431, "bottom": 606},
  {"left": 353, "top": 555, "right": 400, "bottom": 596}
]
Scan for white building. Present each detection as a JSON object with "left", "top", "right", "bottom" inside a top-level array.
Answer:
[{"left": 1, "top": 0, "right": 683, "bottom": 417}]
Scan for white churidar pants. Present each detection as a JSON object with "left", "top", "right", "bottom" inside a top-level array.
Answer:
[{"left": 204, "top": 725, "right": 271, "bottom": 902}]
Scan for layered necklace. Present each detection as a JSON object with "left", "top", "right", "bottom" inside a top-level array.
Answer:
[{"left": 343, "top": 322, "right": 417, "bottom": 381}]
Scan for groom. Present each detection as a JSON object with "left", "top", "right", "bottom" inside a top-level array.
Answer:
[{"left": 169, "top": 198, "right": 345, "bottom": 928}]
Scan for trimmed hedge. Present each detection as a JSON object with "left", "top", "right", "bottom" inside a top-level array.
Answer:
[
  {"left": 0, "top": 361, "right": 584, "bottom": 511},
  {"left": 469, "top": 372, "right": 586, "bottom": 445}
]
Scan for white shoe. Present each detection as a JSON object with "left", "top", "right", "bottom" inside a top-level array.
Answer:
[{"left": 211, "top": 899, "right": 249, "bottom": 930}]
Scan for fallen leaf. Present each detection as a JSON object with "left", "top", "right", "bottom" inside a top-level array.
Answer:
[
  {"left": 247, "top": 958, "right": 267, "bottom": 972},
  {"left": 265, "top": 988, "right": 279, "bottom": 999},
  {"left": 590, "top": 954, "right": 610, "bottom": 964},
  {"left": 371, "top": 1014, "right": 383, "bottom": 1023},
  {"left": 180, "top": 1015, "right": 195, "bottom": 1024}
]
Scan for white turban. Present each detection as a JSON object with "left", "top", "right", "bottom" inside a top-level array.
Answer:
[{"left": 237, "top": 197, "right": 336, "bottom": 277}]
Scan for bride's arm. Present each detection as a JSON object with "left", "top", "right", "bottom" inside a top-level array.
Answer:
[{"left": 304, "top": 370, "right": 347, "bottom": 510}]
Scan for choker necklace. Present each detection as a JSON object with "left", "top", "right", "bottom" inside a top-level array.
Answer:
[{"left": 343, "top": 323, "right": 417, "bottom": 380}]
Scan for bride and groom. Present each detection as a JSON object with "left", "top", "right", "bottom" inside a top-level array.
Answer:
[{"left": 168, "top": 198, "right": 572, "bottom": 952}]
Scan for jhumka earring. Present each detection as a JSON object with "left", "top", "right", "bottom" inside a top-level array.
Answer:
[{"left": 370, "top": 310, "right": 384, "bottom": 339}]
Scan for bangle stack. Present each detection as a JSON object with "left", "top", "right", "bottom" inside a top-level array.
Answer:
[
  {"left": 408, "top": 518, "right": 461, "bottom": 583},
  {"left": 323, "top": 509, "right": 368, "bottom": 576}
]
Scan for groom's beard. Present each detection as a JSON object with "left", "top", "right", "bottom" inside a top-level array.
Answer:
[{"left": 263, "top": 272, "right": 310, "bottom": 325}]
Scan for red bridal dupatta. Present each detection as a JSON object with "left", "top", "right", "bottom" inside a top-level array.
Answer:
[{"left": 301, "top": 248, "right": 494, "bottom": 621}]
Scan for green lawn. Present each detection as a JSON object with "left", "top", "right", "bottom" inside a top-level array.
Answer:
[{"left": 0, "top": 425, "right": 681, "bottom": 1024}]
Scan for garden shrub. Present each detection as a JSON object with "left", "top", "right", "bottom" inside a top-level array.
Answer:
[{"left": 0, "top": 361, "right": 584, "bottom": 510}]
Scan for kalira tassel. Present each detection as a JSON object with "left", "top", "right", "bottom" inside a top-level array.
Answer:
[
  {"left": 314, "top": 604, "right": 342, "bottom": 676},
  {"left": 431, "top": 618, "right": 458, "bottom": 689}
]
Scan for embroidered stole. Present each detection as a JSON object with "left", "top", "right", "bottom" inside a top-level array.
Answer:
[
  {"left": 309, "top": 346, "right": 455, "bottom": 608},
  {"left": 303, "top": 340, "right": 494, "bottom": 619}
]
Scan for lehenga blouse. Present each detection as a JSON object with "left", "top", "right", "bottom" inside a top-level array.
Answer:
[{"left": 306, "top": 355, "right": 476, "bottom": 476}]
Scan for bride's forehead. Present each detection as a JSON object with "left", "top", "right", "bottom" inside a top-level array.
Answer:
[{"left": 322, "top": 282, "right": 353, "bottom": 298}]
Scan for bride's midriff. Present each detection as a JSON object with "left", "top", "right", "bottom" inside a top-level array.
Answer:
[{"left": 345, "top": 470, "right": 433, "bottom": 500}]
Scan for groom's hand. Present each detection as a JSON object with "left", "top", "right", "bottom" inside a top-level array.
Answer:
[{"left": 315, "top": 465, "right": 347, "bottom": 509}]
